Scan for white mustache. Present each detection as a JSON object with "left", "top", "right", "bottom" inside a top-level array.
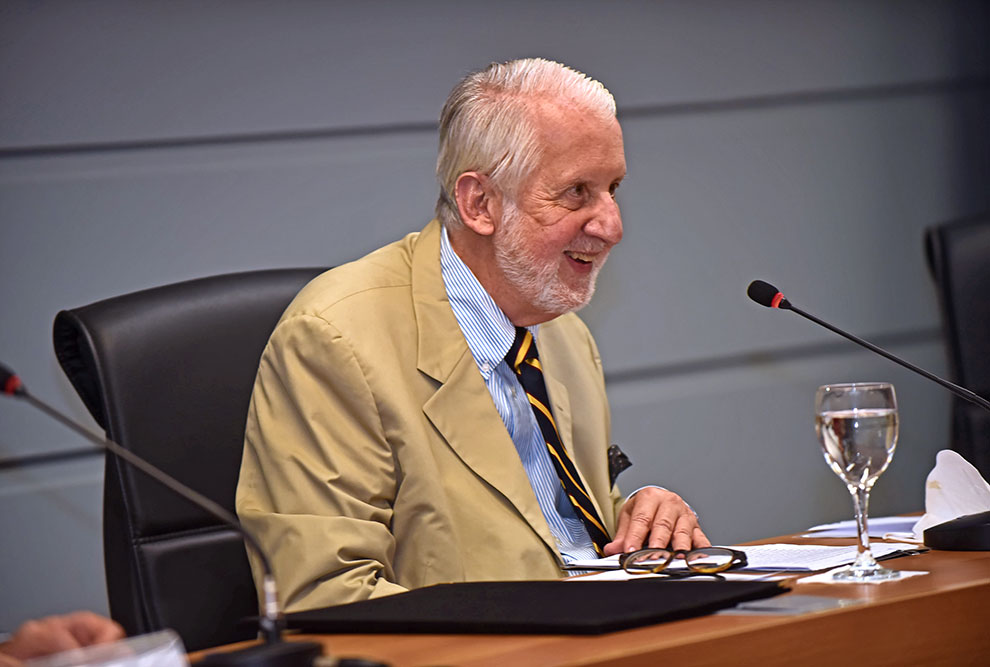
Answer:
[{"left": 566, "top": 245, "right": 609, "bottom": 256}]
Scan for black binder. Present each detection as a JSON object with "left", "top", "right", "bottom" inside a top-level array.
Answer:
[{"left": 287, "top": 579, "right": 786, "bottom": 635}]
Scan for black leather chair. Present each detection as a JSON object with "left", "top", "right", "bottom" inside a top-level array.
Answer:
[
  {"left": 52, "top": 268, "right": 325, "bottom": 652},
  {"left": 925, "top": 214, "right": 990, "bottom": 480}
]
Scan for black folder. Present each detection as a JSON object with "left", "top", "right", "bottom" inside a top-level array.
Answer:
[{"left": 286, "top": 579, "right": 786, "bottom": 635}]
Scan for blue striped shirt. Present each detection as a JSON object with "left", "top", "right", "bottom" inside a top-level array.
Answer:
[{"left": 439, "top": 226, "right": 599, "bottom": 565}]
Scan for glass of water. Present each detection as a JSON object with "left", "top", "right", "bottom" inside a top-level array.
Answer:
[{"left": 814, "top": 382, "right": 901, "bottom": 581}]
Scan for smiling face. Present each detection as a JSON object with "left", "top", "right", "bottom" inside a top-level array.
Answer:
[{"left": 489, "top": 99, "right": 626, "bottom": 325}]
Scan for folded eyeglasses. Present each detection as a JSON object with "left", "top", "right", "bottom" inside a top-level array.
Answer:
[{"left": 618, "top": 547, "right": 748, "bottom": 578}]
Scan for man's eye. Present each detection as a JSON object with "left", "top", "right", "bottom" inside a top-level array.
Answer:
[{"left": 565, "top": 184, "right": 590, "bottom": 203}]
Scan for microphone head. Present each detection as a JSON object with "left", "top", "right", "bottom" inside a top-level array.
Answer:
[
  {"left": 747, "top": 280, "right": 791, "bottom": 309},
  {"left": 1, "top": 362, "right": 25, "bottom": 396}
]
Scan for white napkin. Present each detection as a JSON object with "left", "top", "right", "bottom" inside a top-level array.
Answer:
[{"left": 911, "top": 449, "right": 990, "bottom": 540}]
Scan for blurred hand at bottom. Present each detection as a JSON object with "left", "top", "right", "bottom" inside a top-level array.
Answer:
[{"left": 0, "top": 611, "right": 124, "bottom": 666}]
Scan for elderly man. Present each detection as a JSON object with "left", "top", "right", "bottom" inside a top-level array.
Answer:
[{"left": 237, "top": 58, "right": 708, "bottom": 611}]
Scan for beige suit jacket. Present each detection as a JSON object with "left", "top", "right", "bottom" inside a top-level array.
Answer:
[{"left": 236, "top": 220, "right": 622, "bottom": 612}]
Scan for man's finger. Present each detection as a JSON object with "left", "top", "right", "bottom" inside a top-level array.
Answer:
[
  {"left": 693, "top": 526, "right": 712, "bottom": 549},
  {"left": 610, "top": 491, "right": 663, "bottom": 553},
  {"left": 603, "top": 508, "right": 633, "bottom": 555},
  {"left": 646, "top": 504, "right": 681, "bottom": 549},
  {"left": 667, "top": 514, "right": 697, "bottom": 552},
  {"left": 622, "top": 508, "right": 659, "bottom": 552}
]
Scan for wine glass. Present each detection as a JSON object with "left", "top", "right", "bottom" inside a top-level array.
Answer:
[{"left": 814, "top": 382, "right": 901, "bottom": 581}]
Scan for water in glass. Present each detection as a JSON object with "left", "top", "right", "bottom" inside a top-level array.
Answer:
[{"left": 814, "top": 382, "right": 902, "bottom": 581}]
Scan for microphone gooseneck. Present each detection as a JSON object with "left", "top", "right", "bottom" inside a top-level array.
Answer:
[
  {"left": 0, "top": 362, "right": 326, "bottom": 667},
  {"left": 745, "top": 281, "right": 990, "bottom": 413}
]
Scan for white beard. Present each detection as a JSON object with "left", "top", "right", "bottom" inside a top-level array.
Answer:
[{"left": 493, "top": 201, "right": 606, "bottom": 318}]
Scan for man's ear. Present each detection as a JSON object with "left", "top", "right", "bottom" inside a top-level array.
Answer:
[{"left": 454, "top": 172, "right": 498, "bottom": 236}]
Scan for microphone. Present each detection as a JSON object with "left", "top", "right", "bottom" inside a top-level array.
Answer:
[
  {"left": 1, "top": 362, "right": 323, "bottom": 667},
  {"left": 747, "top": 280, "right": 990, "bottom": 550},
  {"left": 746, "top": 280, "right": 990, "bottom": 413}
]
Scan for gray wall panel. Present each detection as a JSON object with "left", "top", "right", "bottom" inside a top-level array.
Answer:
[
  {"left": 5, "top": 90, "right": 983, "bottom": 456},
  {"left": 0, "top": 458, "right": 106, "bottom": 623},
  {"left": 2, "top": 1, "right": 985, "bottom": 148},
  {"left": 582, "top": 90, "right": 989, "bottom": 368},
  {"left": 0, "top": 132, "right": 438, "bottom": 458}
]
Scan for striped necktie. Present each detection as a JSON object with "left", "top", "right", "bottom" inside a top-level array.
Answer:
[{"left": 507, "top": 326, "right": 611, "bottom": 556}]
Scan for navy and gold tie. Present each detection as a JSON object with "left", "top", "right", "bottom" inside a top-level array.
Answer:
[{"left": 507, "top": 326, "right": 611, "bottom": 556}]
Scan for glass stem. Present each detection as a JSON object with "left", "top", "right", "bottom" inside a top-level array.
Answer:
[{"left": 849, "top": 484, "right": 877, "bottom": 567}]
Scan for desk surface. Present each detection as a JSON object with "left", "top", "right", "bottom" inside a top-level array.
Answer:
[{"left": 195, "top": 536, "right": 990, "bottom": 667}]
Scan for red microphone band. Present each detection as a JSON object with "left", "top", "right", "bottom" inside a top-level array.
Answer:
[
  {"left": 770, "top": 292, "right": 786, "bottom": 309},
  {"left": 3, "top": 374, "right": 21, "bottom": 396}
]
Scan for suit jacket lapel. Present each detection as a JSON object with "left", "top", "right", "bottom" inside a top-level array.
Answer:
[{"left": 411, "top": 221, "right": 558, "bottom": 555}]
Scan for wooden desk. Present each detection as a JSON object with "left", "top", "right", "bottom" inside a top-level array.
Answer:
[{"left": 195, "top": 537, "right": 990, "bottom": 666}]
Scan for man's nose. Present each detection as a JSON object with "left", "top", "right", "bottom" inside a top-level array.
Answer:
[{"left": 585, "top": 194, "right": 623, "bottom": 246}]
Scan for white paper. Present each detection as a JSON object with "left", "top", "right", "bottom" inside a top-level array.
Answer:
[
  {"left": 567, "top": 542, "right": 924, "bottom": 573},
  {"left": 731, "top": 543, "right": 922, "bottom": 571},
  {"left": 802, "top": 515, "right": 919, "bottom": 539},
  {"left": 570, "top": 568, "right": 790, "bottom": 583}
]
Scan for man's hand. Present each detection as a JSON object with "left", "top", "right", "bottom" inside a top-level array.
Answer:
[
  {"left": 603, "top": 487, "right": 710, "bottom": 555},
  {"left": 0, "top": 611, "right": 124, "bottom": 664}
]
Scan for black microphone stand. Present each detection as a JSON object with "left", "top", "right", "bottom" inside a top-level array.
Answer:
[
  {"left": 746, "top": 280, "right": 990, "bottom": 550},
  {"left": 746, "top": 280, "right": 990, "bottom": 413},
  {"left": 1, "top": 365, "right": 330, "bottom": 667},
  {"left": 784, "top": 303, "right": 990, "bottom": 414}
]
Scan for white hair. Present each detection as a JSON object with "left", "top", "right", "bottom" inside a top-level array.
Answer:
[{"left": 435, "top": 58, "right": 617, "bottom": 229}]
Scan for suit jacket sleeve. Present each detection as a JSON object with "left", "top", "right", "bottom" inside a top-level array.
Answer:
[{"left": 237, "top": 312, "right": 407, "bottom": 610}]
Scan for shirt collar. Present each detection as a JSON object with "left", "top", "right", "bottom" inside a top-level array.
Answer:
[{"left": 440, "top": 225, "right": 537, "bottom": 379}]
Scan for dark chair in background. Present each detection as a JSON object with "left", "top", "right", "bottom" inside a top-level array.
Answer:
[
  {"left": 52, "top": 268, "right": 325, "bottom": 652},
  {"left": 925, "top": 214, "right": 990, "bottom": 481}
]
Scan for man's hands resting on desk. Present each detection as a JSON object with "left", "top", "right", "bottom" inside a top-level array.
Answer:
[{"left": 604, "top": 487, "right": 711, "bottom": 556}]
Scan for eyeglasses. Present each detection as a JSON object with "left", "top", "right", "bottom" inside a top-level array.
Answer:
[{"left": 618, "top": 547, "right": 748, "bottom": 577}]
